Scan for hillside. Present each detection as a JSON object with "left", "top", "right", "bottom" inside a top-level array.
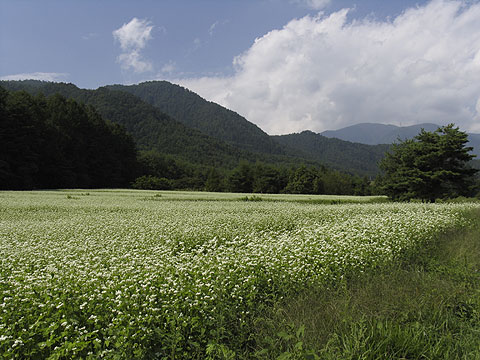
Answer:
[
  {"left": 273, "top": 131, "right": 389, "bottom": 176},
  {"left": 107, "top": 81, "right": 390, "bottom": 175},
  {"left": 2, "top": 80, "right": 398, "bottom": 177},
  {"left": 322, "top": 122, "right": 480, "bottom": 157},
  {"left": 0, "top": 87, "right": 138, "bottom": 189},
  {"left": 106, "top": 81, "right": 288, "bottom": 155},
  {"left": 0, "top": 80, "right": 270, "bottom": 168}
]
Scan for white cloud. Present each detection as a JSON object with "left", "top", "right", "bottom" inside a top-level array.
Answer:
[
  {"left": 113, "top": 17, "right": 154, "bottom": 73},
  {"left": 292, "top": 0, "right": 330, "bottom": 10},
  {"left": 209, "top": 21, "right": 219, "bottom": 36},
  {"left": 0, "top": 72, "right": 69, "bottom": 82},
  {"left": 179, "top": 0, "right": 480, "bottom": 135},
  {"left": 160, "top": 61, "right": 176, "bottom": 74},
  {"left": 117, "top": 50, "right": 153, "bottom": 73}
]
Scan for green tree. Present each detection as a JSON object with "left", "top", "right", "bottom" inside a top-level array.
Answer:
[
  {"left": 284, "top": 165, "right": 318, "bottom": 194},
  {"left": 252, "top": 162, "right": 284, "bottom": 194},
  {"left": 131, "top": 175, "right": 172, "bottom": 190},
  {"left": 204, "top": 167, "right": 224, "bottom": 192},
  {"left": 228, "top": 161, "right": 254, "bottom": 193},
  {"left": 379, "top": 124, "right": 478, "bottom": 201}
]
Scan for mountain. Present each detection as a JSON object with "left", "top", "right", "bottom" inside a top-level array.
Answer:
[
  {"left": 106, "top": 81, "right": 287, "bottom": 155},
  {"left": 0, "top": 80, "right": 258, "bottom": 168},
  {"left": 106, "top": 81, "right": 391, "bottom": 175},
  {"left": 273, "top": 131, "right": 390, "bottom": 176},
  {"left": 322, "top": 122, "right": 480, "bottom": 157},
  {"left": 321, "top": 123, "right": 440, "bottom": 145},
  {"left": 467, "top": 134, "right": 480, "bottom": 157},
  {"left": 0, "top": 80, "right": 323, "bottom": 170}
]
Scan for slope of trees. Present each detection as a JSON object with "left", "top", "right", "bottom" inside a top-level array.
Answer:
[
  {"left": 273, "top": 131, "right": 390, "bottom": 176},
  {"left": 106, "top": 81, "right": 289, "bottom": 155},
  {"left": 0, "top": 80, "right": 378, "bottom": 195},
  {"left": 0, "top": 80, "right": 322, "bottom": 170},
  {"left": 0, "top": 87, "right": 138, "bottom": 189},
  {"left": 378, "top": 124, "right": 478, "bottom": 201}
]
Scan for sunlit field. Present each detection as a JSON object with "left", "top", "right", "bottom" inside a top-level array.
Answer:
[{"left": 1, "top": 190, "right": 477, "bottom": 359}]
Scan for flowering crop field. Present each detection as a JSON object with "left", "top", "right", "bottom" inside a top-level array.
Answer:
[{"left": 0, "top": 190, "right": 477, "bottom": 359}]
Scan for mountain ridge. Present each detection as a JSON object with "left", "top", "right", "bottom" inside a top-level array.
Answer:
[
  {"left": 105, "top": 81, "right": 288, "bottom": 156},
  {"left": 321, "top": 122, "right": 480, "bottom": 156}
]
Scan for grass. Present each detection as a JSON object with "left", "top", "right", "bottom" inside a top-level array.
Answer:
[{"left": 251, "top": 209, "right": 480, "bottom": 359}]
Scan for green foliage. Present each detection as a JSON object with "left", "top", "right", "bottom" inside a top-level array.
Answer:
[
  {"left": 131, "top": 175, "right": 172, "bottom": 190},
  {"left": 379, "top": 124, "right": 478, "bottom": 201},
  {"left": 0, "top": 87, "right": 138, "bottom": 189},
  {"left": 205, "top": 167, "right": 225, "bottom": 192},
  {"left": 238, "top": 195, "right": 263, "bottom": 202},
  {"left": 106, "top": 81, "right": 287, "bottom": 155},
  {"left": 227, "top": 161, "right": 255, "bottom": 193},
  {"left": 273, "top": 130, "right": 390, "bottom": 177}
]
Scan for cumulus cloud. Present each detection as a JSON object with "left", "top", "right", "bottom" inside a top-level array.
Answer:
[
  {"left": 0, "top": 72, "right": 69, "bottom": 82},
  {"left": 179, "top": 0, "right": 480, "bottom": 134},
  {"left": 113, "top": 17, "right": 154, "bottom": 73}
]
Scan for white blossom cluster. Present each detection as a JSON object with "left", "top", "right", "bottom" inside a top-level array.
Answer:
[{"left": 0, "top": 190, "right": 476, "bottom": 358}]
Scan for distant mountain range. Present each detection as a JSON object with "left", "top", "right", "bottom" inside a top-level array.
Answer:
[
  {"left": 321, "top": 122, "right": 480, "bottom": 157},
  {"left": 2, "top": 80, "right": 478, "bottom": 177}
]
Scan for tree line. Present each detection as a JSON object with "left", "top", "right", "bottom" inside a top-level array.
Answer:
[{"left": 133, "top": 152, "right": 374, "bottom": 195}]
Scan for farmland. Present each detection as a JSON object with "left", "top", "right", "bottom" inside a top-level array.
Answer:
[{"left": 1, "top": 190, "right": 478, "bottom": 359}]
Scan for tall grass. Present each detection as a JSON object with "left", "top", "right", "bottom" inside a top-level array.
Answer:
[{"left": 252, "top": 209, "right": 480, "bottom": 359}]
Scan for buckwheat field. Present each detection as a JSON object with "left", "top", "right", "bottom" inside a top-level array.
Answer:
[{"left": 1, "top": 190, "right": 477, "bottom": 359}]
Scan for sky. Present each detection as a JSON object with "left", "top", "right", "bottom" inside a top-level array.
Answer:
[{"left": 1, "top": 0, "right": 480, "bottom": 135}]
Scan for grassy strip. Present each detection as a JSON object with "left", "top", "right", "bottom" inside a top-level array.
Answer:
[{"left": 248, "top": 209, "right": 480, "bottom": 360}]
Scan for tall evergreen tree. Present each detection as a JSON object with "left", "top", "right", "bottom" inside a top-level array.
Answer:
[{"left": 379, "top": 124, "right": 478, "bottom": 201}]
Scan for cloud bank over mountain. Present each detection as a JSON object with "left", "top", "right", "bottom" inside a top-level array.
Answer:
[{"left": 179, "top": 0, "right": 480, "bottom": 134}]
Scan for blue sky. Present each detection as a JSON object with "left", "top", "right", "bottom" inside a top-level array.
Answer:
[{"left": 2, "top": 0, "right": 480, "bottom": 134}]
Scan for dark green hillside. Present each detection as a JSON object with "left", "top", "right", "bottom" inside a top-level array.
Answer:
[
  {"left": 0, "top": 80, "right": 326, "bottom": 171},
  {"left": 0, "top": 87, "right": 138, "bottom": 189},
  {"left": 106, "top": 81, "right": 288, "bottom": 155},
  {"left": 1, "top": 80, "right": 387, "bottom": 193},
  {"left": 0, "top": 80, "right": 253, "bottom": 168},
  {"left": 273, "top": 131, "right": 390, "bottom": 176}
]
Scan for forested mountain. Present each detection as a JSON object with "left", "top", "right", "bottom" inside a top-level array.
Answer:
[
  {"left": 273, "top": 131, "right": 390, "bottom": 176},
  {"left": 0, "top": 80, "right": 264, "bottom": 168},
  {"left": 0, "top": 80, "right": 391, "bottom": 193},
  {"left": 0, "top": 88, "right": 138, "bottom": 189},
  {"left": 4, "top": 80, "right": 384, "bottom": 173},
  {"left": 105, "top": 81, "right": 388, "bottom": 175},
  {"left": 106, "top": 81, "right": 288, "bottom": 155}
]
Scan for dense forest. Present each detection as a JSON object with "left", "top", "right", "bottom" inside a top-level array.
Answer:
[
  {"left": 0, "top": 82, "right": 377, "bottom": 194},
  {"left": 106, "top": 81, "right": 288, "bottom": 155},
  {"left": 273, "top": 130, "right": 390, "bottom": 176},
  {"left": 0, "top": 87, "right": 138, "bottom": 189},
  {"left": 106, "top": 81, "right": 389, "bottom": 176}
]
